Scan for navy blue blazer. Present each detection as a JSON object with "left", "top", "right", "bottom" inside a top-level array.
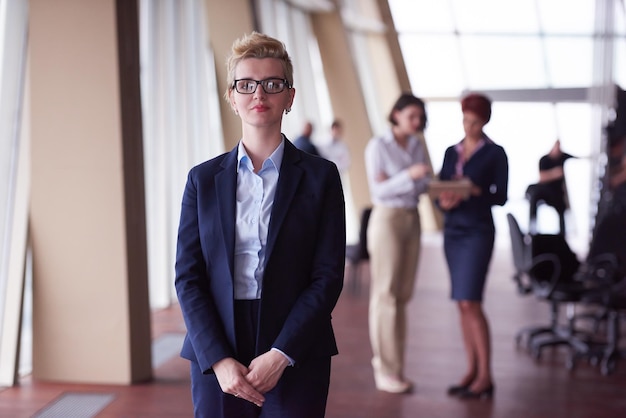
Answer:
[
  {"left": 175, "top": 138, "right": 346, "bottom": 374},
  {"left": 439, "top": 140, "right": 508, "bottom": 231}
]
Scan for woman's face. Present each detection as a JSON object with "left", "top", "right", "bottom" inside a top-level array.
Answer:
[
  {"left": 462, "top": 111, "right": 486, "bottom": 139},
  {"left": 394, "top": 105, "right": 424, "bottom": 136},
  {"left": 229, "top": 57, "right": 295, "bottom": 129}
]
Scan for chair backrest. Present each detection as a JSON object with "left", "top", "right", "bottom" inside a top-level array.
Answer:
[
  {"left": 355, "top": 207, "right": 372, "bottom": 260},
  {"left": 507, "top": 213, "right": 535, "bottom": 294},
  {"left": 507, "top": 213, "right": 531, "bottom": 273},
  {"left": 530, "top": 234, "right": 580, "bottom": 285}
]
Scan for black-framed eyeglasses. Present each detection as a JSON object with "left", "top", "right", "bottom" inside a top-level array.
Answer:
[{"left": 233, "top": 78, "right": 291, "bottom": 94}]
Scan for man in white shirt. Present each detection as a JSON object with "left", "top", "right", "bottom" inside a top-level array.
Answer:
[{"left": 319, "top": 119, "right": 351, "bottom": 174}]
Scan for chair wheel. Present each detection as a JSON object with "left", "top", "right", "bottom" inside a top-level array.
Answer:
[
  {"left": 531, "top": 348, "right": 541, "bottom": 360},
  {"left": 526, "top": 339, "right": 534, "bottom": 350},
  {"left": 601, "top": 356, "right": 617, "bottom": 376}
]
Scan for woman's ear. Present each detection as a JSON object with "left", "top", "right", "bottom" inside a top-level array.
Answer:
[
  {"left": 287, "top": 87, "right": 296, "bottom": 111},
  {"left": 229, "top": 91, "right": 238, "bottom": 115}
]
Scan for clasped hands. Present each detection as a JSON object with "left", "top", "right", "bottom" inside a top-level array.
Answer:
[{"left": 212, "top": 350, "right": 290, "bottom": 407}]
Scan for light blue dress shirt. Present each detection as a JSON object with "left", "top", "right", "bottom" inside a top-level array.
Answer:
[
  {"left": 234, "top": 138, "right": 294, "bottom": 365},
  {"left": 234, "top": 139, "right": 283, "bottom": 300}
]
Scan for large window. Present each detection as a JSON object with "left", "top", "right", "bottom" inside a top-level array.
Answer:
[
  {"left": 256, "top": 0, "right": 334, "bottom": 144},
  {"left": 388, "top": 0, "right": 625, "bottom": 249},
  {"left": 256, "top": 0, "right": 360, "bottom": 243},
  {"left": 0, "top": 0, "right": 29, "bottom": 386},
  {"left": 139, "top": 0, "right": 223, "bottom": 309}
]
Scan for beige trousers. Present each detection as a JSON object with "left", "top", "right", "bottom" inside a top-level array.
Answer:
[{"left": 367, "top": 206, "right": 421, "bottom": 379}]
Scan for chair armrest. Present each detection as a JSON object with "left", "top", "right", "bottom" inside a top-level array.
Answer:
[
  {"left": 579, "top": 253, "right": 624, "bottom": 303},
  {"left": 583, "top": 253, "right": 619, "bottom": 284},
  {"left": 529, "top": 253, "right": 561, "bottom": 299}
]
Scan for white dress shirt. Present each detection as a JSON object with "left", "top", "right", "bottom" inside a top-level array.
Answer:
[
  {"left": 364, "top": 130, "right": 430, "bottom": 208},
  {"left": 319, "top": 138, "right": 351, "bottom": 174}
]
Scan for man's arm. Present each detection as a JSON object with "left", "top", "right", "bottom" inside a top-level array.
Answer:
[
  {"left": 610, "top": 156, "right": 626, "bottom": 189},
  {"left": 539, "top": 166, "right": 564, "bottom": 183}
]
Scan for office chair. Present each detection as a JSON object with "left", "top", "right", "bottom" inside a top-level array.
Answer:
[
  {"left": 596, "top": 291, "right": 626, "bottom": 375},
  {"left": 345, "top": 207, "right": 372, "bottom": 295},
  {"left": 570, "top": 203, "right": 626, "bottom": 374},
  {"left": 507, "top": 213, "right": 570, "bottom": 349},
  {"left": 506, "top": 213, "right": 590, "bottom": 360},
  {"left": 507, "top": 213, "right": 533, "bottom": 296},
  {"left": 525, "top": 182, "right": 568, "bottom": 236},
  {"left": 569, "top": 255, "right": 624, "bottom": 374},
  {"left": 589, "top": 202, "right": 626, "bottom": 375}
]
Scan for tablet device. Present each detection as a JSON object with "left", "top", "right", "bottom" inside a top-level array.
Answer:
[{"left": 427, "top": 179, "right": 472, "bottom": 199}]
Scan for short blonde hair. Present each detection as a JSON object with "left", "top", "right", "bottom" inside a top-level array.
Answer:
[{"left": 223, "top": 32, "right": 294, "bottom": 101}]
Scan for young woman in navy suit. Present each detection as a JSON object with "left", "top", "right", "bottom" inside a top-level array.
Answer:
[{"left": 175, "top": 32, "right": 345, "bottom": 418}]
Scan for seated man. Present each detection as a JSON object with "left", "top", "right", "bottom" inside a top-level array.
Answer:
[
  {"left": 526, "top": 139, "right": 575, "bottom": 235},
  {"left": 293, "top": 121, "right": 320, "bottom": 156}
]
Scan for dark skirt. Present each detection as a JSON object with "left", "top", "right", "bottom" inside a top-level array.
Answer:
[{"left": 444, "top": 227, "right": 495, "bottom": 301}]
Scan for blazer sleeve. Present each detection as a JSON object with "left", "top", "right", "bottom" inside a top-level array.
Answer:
[
  {"left": 175, "top": 168, "right": 234, "bottom": 372},
  {"left": 438, "top": 146, "right": 456, "bottom": 181},
  {"left": 267, "top": 162, "right": 346, "bottom": 363},
  {"left": 483, "top": 145, "right": 509, "bottom": 207}
]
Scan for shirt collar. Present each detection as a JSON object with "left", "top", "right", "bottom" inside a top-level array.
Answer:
[
  {"left": 455, "top": 134, "right": 492, "bottom": 152},
  {"left": 237, "top": 137, "right": 285, "bottom": 173},
  {"left": 382, "top": 129, "right": 418, "bottom": 149}
]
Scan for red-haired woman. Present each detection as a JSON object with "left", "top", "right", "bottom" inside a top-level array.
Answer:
[{"left": 437, "top": 93, "right": 508, "bottom": 399}]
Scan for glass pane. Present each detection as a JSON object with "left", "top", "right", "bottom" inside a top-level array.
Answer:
[
  {"left": 424, "top": 101, "right": 465, "bottom": 175},
  {"left": 399, "top": 34, "right": 465, "bottom": 97},
  {"left": 555, "top": 103, "right": 593, "bottom": 242},
  {"left": 461, "top": 36, "right": 547, "bottom": 89},
  {"left": 615, "top": 0, "right": 625, "bottom": 35},
  {"left": 451, "top": 0, "right": 539, "bottom": 34},
  {"left": 0, "top": 0, "right": 29, "bottom": 383},
  {"left": 0, "top": 0, "right": 11, "bottom": 332},
  {"left": 537, "top": 0, "right": 596, "bottom": 35},
  {"left": 487, "top": 103, "right": 558, "bottom": 200},
  {"left": 545, "top": 37, "right": 593, "bottom": 87},
  {"left": 615, "top": 39, "right": 626, "bottom": 88},
  {"left": 388, "top": 0, "right": 454, "bottom": 33},
  {"left": 555, "top": 103, "right": 593, "bottom": 157}
]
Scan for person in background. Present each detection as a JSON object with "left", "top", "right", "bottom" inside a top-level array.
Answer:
[
  {"left": 587, "top": 132, "right": 626, "bottom": 302},
  {"left": 438, "top": 93, "right": 508, "bottom": 400},
  {"left": 525, "top": 139, "right": 575, "bottom": 235},
  {"left": 364, "top": 93, "right": 431, "bottom": 394},
  {"left": 293, "top": 120, "right": 320, "bottom": 156},
  {"left": 595, "top": 131, "right": 626, "bottom": 224},
  {"left": 608, "top": 134, "right": 626, "bottom": 192},
  {"left": 319, "top": 118, "right": 360, "bottom": 245},
  {"left": 319, "top": 119, "right": 351, "bottom": 174},
  {"left": 175, "top": 32, "right": 345, "bottom": 418}
]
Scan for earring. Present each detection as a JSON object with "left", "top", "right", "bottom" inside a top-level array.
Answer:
[
  {"left": 234, "top": 108, "right": 239, "bottom": 115},
  {"left": 284, "top": 108, "right": 291, "bottom": 114}
]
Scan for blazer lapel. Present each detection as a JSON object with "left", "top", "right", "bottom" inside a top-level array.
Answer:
[
  {"left": 215, "top": 147, "right": 238, "bottom": 280},
  {"left": 265, "top": 140, "right": 303, "bottom": 261}
]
